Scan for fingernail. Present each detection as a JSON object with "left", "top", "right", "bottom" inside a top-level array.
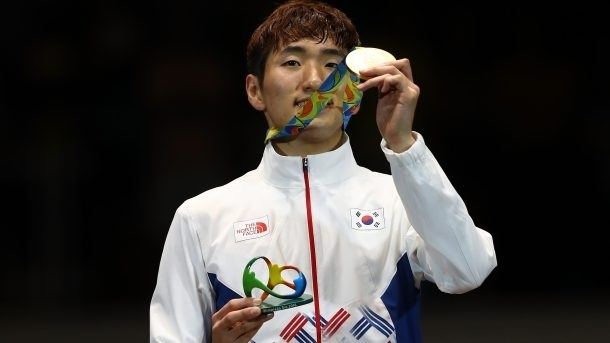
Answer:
[
  {"left": 266, "top": 312, "right": 274, "bottom": 318},
  {"left": 252, "top": 298, "right": 261, "bottom": 306}
]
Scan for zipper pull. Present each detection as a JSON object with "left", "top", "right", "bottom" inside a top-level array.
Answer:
[{"left": 302, "top": 157, "right": 309, "bottom": 172}]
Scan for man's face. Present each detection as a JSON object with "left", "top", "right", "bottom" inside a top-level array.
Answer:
[{"left": 256, "top": 39, "right": 347, "bottom": 144}]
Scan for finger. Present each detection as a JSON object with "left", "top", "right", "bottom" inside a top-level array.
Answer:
[
  {"left": 212, "top": 298, "right": 261, "bottom": 325},
  {"left": 377, "top": 58, "right": 413, "bottom": 82},
  {"left": 397, "top": 58, "right": 413, "bottom": 82},
  {"left": 359, "top": 64, "right": 402, "bottom": 79},
  {"left": 357, "top": 74, "right": 386, "bottom": 92},
  {"left": 234, "top": 325, "right": 264, "bottom": 343},
  {"left": 231, "top": 312, "right": 274, "bottom": 340},
  {"left": 357, "top": 74, "right": 406, "bottom": 93},
  {"left": 380, "top": 75, "right": 403, "bottom": 93},
  {"left": 236, "top": 316, "right": 274, "bottom": 343},
  {"left": 388, "top": 58, "right": 413, "bottom": 81},
  {"left": 218, "top": 306, "right": 262, "bottom": 331},
  {"left": 361, "top": 59, "right": 413, "bottom": 82}
]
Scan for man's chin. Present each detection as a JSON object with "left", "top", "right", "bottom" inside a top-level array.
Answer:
[
  {"left": 307, "top": 107, "right": 342, "bottom": 124},
  {"left": 297, "top": 120, "right": 343, "bottom": 142}
]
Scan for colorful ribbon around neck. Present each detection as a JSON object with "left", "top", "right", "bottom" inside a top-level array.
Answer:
[{"left": 264, "top": 53, "right": 363, "bottom": 143}]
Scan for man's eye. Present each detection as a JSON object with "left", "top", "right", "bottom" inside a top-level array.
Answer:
[
  {"left": 283, "top": 60, "right": 301, "bottom": 67},
  {"left": 326, "top": 62, "right": 339, "bottom": 69}
]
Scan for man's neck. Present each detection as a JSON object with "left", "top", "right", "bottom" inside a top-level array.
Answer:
[{"left": 272, "top": 133, "right": 346, "bottom": 157}]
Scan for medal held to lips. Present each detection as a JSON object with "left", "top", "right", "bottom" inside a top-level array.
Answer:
[
  {"left": 345, "top": 47, "right": 397, "bottom": 79},
  {"left": 264, "top": 46, "right": 395, "bottom": 143}
]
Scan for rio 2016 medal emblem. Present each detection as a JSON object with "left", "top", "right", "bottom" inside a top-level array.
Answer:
[
  {"left": 242, "top": 256, "right": 313, "bottom": 314},
  {"left": 345, "top": 47, "right": 396, "bottom": 79}
]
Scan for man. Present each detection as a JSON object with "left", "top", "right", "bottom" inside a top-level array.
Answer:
[{"left": 150, "top": 1, "right": 497, "bottom": 342}]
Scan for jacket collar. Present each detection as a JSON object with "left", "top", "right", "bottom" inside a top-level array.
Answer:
[{"left": 257, "top": 136, "right": 360, "bottom": 188}]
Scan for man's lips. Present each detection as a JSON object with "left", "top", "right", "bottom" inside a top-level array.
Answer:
[
  {"left": 294, "top": 98, "right": 337, "bottom": 109},
  {"left": 295, "top": 98, "right": 310, "bottom": 109}
]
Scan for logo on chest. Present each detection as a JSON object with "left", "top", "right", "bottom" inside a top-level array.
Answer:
[
  {"left": 233, "top": 215, "right": 270, "bottom": 242},
  {"left": 350, "top": 208, "right": 385, "bottom": 231}
]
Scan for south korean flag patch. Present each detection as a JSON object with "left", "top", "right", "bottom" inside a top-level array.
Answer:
[{"left": 350, "top": 208, "right": 385, "bottom": 231}]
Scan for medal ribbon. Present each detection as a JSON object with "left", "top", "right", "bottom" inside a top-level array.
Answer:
[{"left": 264, "top": 56, "right": 363, "bottom": 143}]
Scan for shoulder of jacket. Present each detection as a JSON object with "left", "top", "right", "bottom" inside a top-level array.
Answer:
[{"left": 180, "top": 169, "right": 260, "bottom": 212}]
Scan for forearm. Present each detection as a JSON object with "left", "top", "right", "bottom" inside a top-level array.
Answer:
[{"left": 383, "top": 132, "right": 497, "bottom": 293}]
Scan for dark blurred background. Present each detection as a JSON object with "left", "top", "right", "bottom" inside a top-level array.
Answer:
[{"left": 2, "top": 0, "right": 609, "bottom": 342}]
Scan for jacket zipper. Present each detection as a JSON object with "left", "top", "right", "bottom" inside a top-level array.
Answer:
[{"left": 302, "top": 157, "right": 322, "bottom": 343}]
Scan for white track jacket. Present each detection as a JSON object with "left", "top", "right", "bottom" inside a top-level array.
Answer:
[{"left": 150, "top": 133, "right": 497, "bottom": 342}]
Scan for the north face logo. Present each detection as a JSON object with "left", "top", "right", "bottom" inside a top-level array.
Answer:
[
  {"left": 255, "top": 222, "right": 267, "bottom": 233},
  {"left": 236, "top": 222, "right": 267, "bottom": 234},
  {"left": 234, "top": 216, "right": 270, "bottom": 242}
]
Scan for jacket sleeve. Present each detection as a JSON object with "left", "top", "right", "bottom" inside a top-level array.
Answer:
[
  {"left": 150, "top": 204, "right": 213, "bottom": 342},
  {"left": 382, "top": 132, "right": 497, "bottom": 294}
]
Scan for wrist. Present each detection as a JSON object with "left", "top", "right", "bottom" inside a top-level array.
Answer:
[{"left": 386, "top": 131, "right": 416, "bottom": 153}]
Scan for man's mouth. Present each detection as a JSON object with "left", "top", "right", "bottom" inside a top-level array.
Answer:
[{"left": 295, "top": 98, "right": 337, "bottom": 109}]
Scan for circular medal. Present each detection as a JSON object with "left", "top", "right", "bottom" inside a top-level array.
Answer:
[{"left": 346, "top": 47, "right": 396, "bottom": 79}]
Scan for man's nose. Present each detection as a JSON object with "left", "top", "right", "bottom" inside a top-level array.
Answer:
[{"left": 302, "top": 63, "right": 326, "bottom": 92}]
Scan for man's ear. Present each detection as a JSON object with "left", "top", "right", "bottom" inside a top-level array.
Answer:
[{"left": 245, "top": 74, "right": 265, "bottom": 111}]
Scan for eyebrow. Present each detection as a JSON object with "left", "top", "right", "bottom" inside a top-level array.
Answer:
[{"left": 280, "top": 45, "right": 344, "bottom": 58}]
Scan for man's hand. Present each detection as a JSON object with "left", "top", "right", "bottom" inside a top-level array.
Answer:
[
  {"left": 211, "top": 298, "right": 274, "bottom": 343},
  {"left": 357, "top": 58, "right": 419, "bottom": 153}
]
